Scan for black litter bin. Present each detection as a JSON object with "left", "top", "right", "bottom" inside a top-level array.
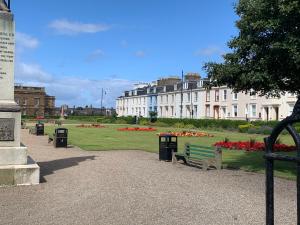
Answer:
[
  {"left": 53, "top": 128, "right": 68, "bottom": 148},
  {"left": 159, "top": 135, "right": 177, "bottom": 161},
  {"left": 36, "top": 123, "right": 44, "bottom": 136}
]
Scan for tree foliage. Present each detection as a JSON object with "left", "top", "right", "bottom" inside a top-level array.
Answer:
[{"left": 204, "top": 0, "right": 300, "bottom": 97}]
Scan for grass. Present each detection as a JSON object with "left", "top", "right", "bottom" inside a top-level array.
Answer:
[{"left": 44, "top": 124, "right": 297, "bottom": 180}]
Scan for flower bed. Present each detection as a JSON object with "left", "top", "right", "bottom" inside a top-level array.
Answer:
[
  {"left": 117, "top": 127, "right": 157, "bottom": 132},
  {"left": 157, "top": 131, "right": 213, "bottom": 137},
  {"left": 76, "top": 124, "right": 106, "bottom": 128},
  {"left": 214, "top": 141, "right": 296, "bottom": 152}
]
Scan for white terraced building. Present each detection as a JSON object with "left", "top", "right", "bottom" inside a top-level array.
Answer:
[{"left": 116, "top": 74, "right": 298, "bottom": 121}]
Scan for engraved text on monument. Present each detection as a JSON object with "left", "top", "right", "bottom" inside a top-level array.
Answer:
[{"left": 0, "top": 118, "right": 14, "bottom": 141}]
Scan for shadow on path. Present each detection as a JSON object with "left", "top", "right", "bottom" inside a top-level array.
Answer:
[{"left": 38, "top": 156, "right": 96, "bottom": 183}]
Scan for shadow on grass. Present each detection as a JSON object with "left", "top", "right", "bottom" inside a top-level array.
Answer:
[
  {"left": 38, "top": 156, "right": 96, "bottom": 183},
  {"left": 223, "top": 150, "right": 297, "bottom": 179}
]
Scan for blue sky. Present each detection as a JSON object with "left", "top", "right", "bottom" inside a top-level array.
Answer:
[{"left": 12, "top": 0, "right": 238, "bottom": 107}]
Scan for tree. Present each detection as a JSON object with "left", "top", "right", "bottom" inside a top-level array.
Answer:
[{"left": 204, "top": 0, "right": 300, "bottom": 101}]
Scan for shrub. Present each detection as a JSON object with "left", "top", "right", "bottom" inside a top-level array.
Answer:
[
  {"left": 112, "top": 116, "right": 282, "bottom": 131},
  {"left": 248, "top": 127, "right": 259, "bottom": 134},
  {"left": 139, "top": 119, "right": 150, "bottom": 126},
  {"left": 238, "top": 124, "right": 255, "bottom": 133},
  {"left": 115, "top": 119, "right": 128, "bottom": 124},
  {"left": 153, "top": 121, "right": 169, "bottom": 127},
  {"left": 184, "top": 124, "right": 196, "bottom": 129},
  {"left": 259, "top": 126, "right": 273, "bottom": 135},
  {"left": 173, "top": 122, "right": 185, "bottom": 128},
  {"left": 224, "top": 137, "right": 230, "bottom": 143}
]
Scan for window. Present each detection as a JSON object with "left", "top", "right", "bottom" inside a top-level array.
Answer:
[
  {"left": 223, "top": 90, "right": 227, "bottom": 101},
  {"left": 233, "top": 92, "right": 238, "bottom": 100},
  {"left": 206, "top": 91, "right": 210, "bottom": 102},
  {"left": 251, "top": 104, "right": 257, "bottom": 117},
  {"left": 166, "top": 95, "right": 168, "bottom": 103},
  {"left": 221, "top": 107, "right": 227, "bottom": 119},
  {"left": 194, "top": 92, "right": 198, "bottom": 102},
  {"left": 172, "top": 94, "right": 175, "bottom": 103},
  {"left": 150, "top": 96, "right": 153, "bottom": 104},
  {"left": 160, "top": 96, "right": 163, "bottom": 103},
  {"left": 194, "top": 105, "right": 198, "bottom": 117},
  {"left": 187, "top": 93, "right": 191, "bottom": 102},
  {"left": 232, "top": 105, "right": 238, "bottom": 117},
  {"left": 171, "top": 106, "right": 174, "bottom": 116},
  {"left": 215, "top": 90, "right": 219, "bottom": 102},
  {"left": 34, "top": 98, "right": 40, "bottom": 107},
  {"left": 205, "top": 105, "right": 210, "bottom": 117}
]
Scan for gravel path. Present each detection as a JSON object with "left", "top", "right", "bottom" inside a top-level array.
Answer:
[{"left": 0, "top": 130, "right": 297, "bottom": 225}]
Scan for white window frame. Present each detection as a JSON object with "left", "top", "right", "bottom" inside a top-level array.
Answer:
[
  {"left": 251, "top": 104, "right": 257, "bottom": 117},
  {"left": 223, "top": 90, "right": 227, "bottom": 101},
  {"left": 232, "top": 92, "right": 238, "bottom": 101},
  {"left": 232, "top": 104, "right": 238, "bottom": 117}
]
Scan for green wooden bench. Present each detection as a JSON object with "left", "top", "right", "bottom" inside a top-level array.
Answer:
[{"left": 174, "top": 143, "right": 222, "bottom": 170}]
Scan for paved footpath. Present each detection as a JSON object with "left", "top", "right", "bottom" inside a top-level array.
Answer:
[{"left": 0, "top": 130, "right": 297, "bottom": 225}]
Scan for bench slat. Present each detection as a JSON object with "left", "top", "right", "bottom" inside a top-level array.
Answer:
[
  {"left": 189, "top": 151, "right": 215, "bottom": 158},
  {"left": 189, "top": 144, "right": 213, "bottom": 150},
  {"left": 189, "top": 148, "right": 214, "bottom": 154}
]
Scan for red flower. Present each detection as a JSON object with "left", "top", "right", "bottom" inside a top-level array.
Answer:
[
  {"left": 214, "top": 141, "right": 295, "bottom": 152},
  {"left": 117, "top": 127, "right": 157, "bottom": 132}
]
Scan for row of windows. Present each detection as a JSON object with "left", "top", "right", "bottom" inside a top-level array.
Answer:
[
  {"left": 118, "top": 96, "right": 160, "bottom": 106},
  {"left": 119, "top": 89, "right": 259, "bottom": 107},
  {"left": 204, "top": 104, "right": 258, "bottom": 118},
  {"left": 15, "top": 97, "right": 40, "bottom": 107}
]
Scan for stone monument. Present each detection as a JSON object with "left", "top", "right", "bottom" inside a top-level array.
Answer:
[{"left": 0, "top": 0, "right": 39, "bottom": 185}]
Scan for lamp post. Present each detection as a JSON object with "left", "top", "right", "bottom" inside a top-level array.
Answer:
[{"left": 180, "top": 70, "right": 184, "bottom": 119}]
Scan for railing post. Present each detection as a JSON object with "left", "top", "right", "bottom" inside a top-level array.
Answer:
[
  {"left": 264, "top": 97, "right": 300, "bottom": 225},
  {"left": 265, "top": 137, "right": 274, "bottom": 225}
]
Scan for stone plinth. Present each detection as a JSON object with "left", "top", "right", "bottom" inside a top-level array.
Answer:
[
  {"left": 0, "top": 143, "right": 27, "bottom": 165},
  {"left": 0, "top": 157, "right": 40, "bottom": 186}
]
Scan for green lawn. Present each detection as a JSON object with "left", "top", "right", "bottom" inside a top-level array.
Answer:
[{"left": 44, "top": 124, "right": 297, "bottom": 180}]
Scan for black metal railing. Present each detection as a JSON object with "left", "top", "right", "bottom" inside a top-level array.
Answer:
[{"left": 264, "top": 98, "right": 300, "bottom": 225}]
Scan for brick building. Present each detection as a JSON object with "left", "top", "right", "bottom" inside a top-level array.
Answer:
[{"left": 14, "top": 85, "right": 55, "bottom": 117}]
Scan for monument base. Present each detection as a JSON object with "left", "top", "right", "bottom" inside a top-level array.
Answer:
[
  {"left": 0, "top": 156, "right": 40, "bottom": 186},
  {"left": 0, "top": 143, "right": 27, "bottom": 165}
]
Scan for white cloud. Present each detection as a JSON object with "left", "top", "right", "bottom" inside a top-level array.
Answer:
[
  {"left": 195, "top": 46, "right": 224, "bottom": 57},
  {"left": 86, "top": 49, "right": 105, "bottom": 62},
  {"left": 16, "top": 32, "right": 39, "bottom": 49},
  {"left": 49, "top": 19, "right": 111, "bottom": 35},
  {"left": 15, "top": 63, "right": 53, "bottom": 83},
  {"left": 135, "top": 50, "right": 145, "bottom": 58},
  {"left": 15, "top": 62, "right": 135, "bottom": 107}
]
